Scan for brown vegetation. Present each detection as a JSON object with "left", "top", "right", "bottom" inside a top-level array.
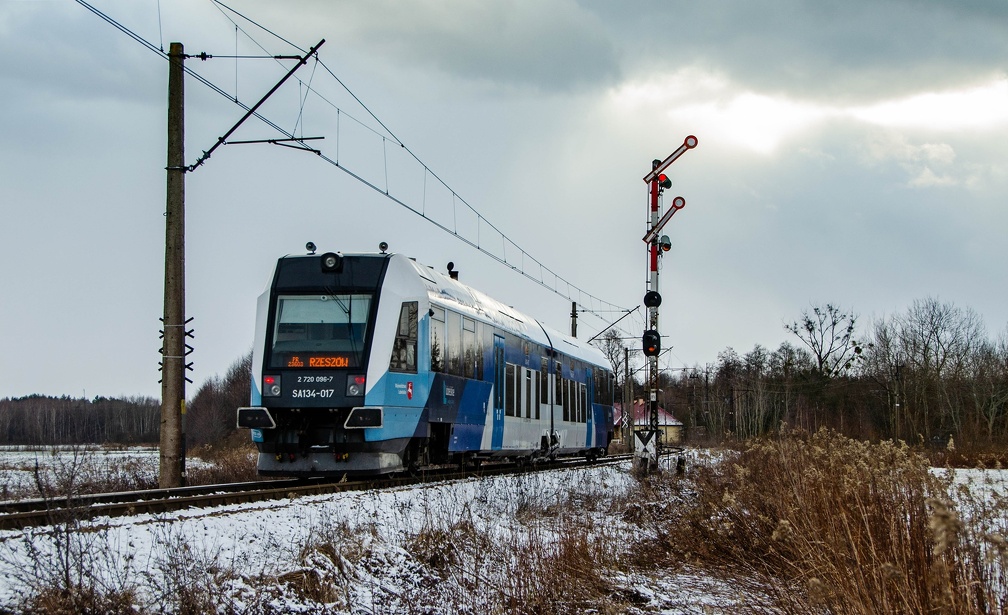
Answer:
[
  {"left": 185, "top": 430, "right": 260, "bottom": 485},
  {"left": 5, "top": 431, "right": 1007, "bottom": 613},
  {"left": 642, "top": 428, "right": 1008, "bottom": 613}
]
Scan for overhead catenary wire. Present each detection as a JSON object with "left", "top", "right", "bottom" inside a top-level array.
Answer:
[
  {"left": 80, "top": 0, "right": 630, "bottom": 326},
  {"left": 156, "top": 0, "right": 164, "bottom": 52},
  {"left": 77, "top": 0, "right": 311, "bottom": 156},
  {"left": 207, "top": 4, "right": 632, "bottom": 323}
]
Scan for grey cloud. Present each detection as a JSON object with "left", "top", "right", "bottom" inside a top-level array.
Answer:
[
  {"left": 579, "top": 0, "right": 1008, "bottom": 102},
  {"left": 251, "top": 0, "right": 622, "bottom": 92},
  {"left": 0, "top": 6, "right": 162, "bottom": 105}
]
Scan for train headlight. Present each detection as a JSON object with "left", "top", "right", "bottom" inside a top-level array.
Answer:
[
  {"left": 320, "top": 252, "right": 343, "bottom": 273},
  {"left": 346, "top": 374, "right": 366, "bottom": 397},
  {"left": 263, "top": 374, "right": 282, "bottom": 397}
]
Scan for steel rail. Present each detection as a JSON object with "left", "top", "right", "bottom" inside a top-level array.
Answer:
[{"left": 0, "top": 455, "right": 632, "bottom": 531}]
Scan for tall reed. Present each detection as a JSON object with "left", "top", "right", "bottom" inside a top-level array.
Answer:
[{"left": 643, "top": 427, "right": 1007, "bottom": 613}]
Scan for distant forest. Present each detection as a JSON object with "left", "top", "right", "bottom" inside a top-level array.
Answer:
[
  {"left": 0, "top": 353, "right": 250, "bottom": 446},
  {"left": 603, "top": 297, "right": 1008, "bottom": 448},
  {"left": 4, "top": 296, "right": 1007, "bottom": 450}
]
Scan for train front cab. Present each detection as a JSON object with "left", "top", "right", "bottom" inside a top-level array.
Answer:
[{"left": 239, "top": 253, "right": 431, "bottom": 476}]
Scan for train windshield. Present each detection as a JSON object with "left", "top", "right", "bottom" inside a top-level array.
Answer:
[{"left": 268, "top": 294, "right": 372, "bottom": 369}]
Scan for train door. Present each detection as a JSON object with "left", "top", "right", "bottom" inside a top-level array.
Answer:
[
  {"left": 492, "top": 334, "right": 505, "bottom": 449},
  {"left": 585, "top": 367, "right": 595, "bottom": 447}
]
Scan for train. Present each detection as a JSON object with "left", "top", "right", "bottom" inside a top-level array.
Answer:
[{"left": 237, "top": 245, "right": 616, "bottom": 476}]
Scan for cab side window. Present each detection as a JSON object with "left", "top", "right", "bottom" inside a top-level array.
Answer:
[{"left": 390, "top": 302, "right": 418, "bottom": 373}]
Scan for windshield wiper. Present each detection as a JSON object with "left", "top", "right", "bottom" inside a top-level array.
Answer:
[{"left": 325, "top": 287, "right": 360, "bottom": 360}]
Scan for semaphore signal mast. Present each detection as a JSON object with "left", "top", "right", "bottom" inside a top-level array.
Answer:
[{"left": 636, "top": 135, "right": 697, "bottom": 471}]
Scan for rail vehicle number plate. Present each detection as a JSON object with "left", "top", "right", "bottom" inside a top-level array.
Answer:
[
  {"left": 296, "top": 375, "right": 334, "bottom": 384},
  {"left": 292, "top": 389, "right": 335, "bottom": 398}
]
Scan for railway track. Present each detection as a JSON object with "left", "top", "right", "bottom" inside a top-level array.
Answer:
[{"left": 0, "top": 454, "right": 632, "bottom": 531}]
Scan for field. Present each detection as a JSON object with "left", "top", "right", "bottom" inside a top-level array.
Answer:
[
  {"left": 0, "top": 445, "right": 232, "bottom": 500},
  {"left": 0, "top": 431, "right": 1005, "bottom": 614}
]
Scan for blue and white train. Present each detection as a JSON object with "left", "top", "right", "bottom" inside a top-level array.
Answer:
[{"left": 237, "top": 247, "right": 615, "bottom": 476}]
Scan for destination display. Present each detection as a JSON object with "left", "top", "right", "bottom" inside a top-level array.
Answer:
[{"left": 284, "top": 354, "right": 352, "bottom": 368}]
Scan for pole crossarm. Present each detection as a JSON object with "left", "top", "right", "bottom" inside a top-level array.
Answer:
[
  {"left": 586, "top": 307, "right": 639, "bottom": 344},
  {"left": 227, "top": 136, "right": 324, "bottom": 155},
  {"left": 187, "top": 39, "right": 325, "bottom": 171}
]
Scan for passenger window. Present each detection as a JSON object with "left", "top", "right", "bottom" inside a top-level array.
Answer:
[
  {"left": 525, "top": 369, "right": 532, "bottom": 419},
  {"left": 505, "top": 363, "right": 516, "bottom": 416},
  {"left": 446, "top": 311, "right": 462, "bottom": 376},
  {"left": 476, "top": 321, "right": 487, "bottom": 380},
  {"left": 540, "top": 358, "right": 549, "bottom": 405},
  {"left": 463, "top": 317, "right": 477, "bottom": 379},
  {"left": 430, "top": 307, "right": 445, "bottom": 373}
]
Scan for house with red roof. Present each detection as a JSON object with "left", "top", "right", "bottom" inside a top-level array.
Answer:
[{"left": 612, "top": 399, "right": 683, "bottom": 445}]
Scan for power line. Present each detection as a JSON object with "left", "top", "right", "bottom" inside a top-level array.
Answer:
[{"left": 79, "top": 0, "right": 630, "bottom": 320}]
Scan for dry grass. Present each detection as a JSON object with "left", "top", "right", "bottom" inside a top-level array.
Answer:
[
  {"left": 185, "top": 431, "right": 260, "bottom": 485},
  {"left": 6, "top": 430, "right": 1006, "bottom": 613},
  {"left": 2, "top": 435, "right": 262, "bottom": 502},
  {"left": 395, "top": 491, "right": 624, "bottom": 614},
  {"left": 16, "top": 586, "right": 138, "bottom": 615},
  {"left": 20, "top": 447, "right": 158, "bottom": 500},
  {"left": 641, "top": 427, "right": 1008, "bottom": 614},
  {"left": 928, "top": 439, "right": 1008, "bottom": 470}
]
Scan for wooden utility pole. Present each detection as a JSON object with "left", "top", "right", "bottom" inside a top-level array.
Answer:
[{"left": 160, "top": 41, "right": 186, "bottom": 488}]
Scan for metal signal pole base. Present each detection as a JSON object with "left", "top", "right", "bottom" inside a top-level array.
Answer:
[{"left": 633, "top": 429, "right": 661, "bottom": 473}]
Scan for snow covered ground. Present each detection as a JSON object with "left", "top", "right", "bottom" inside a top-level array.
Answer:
[
  {"left": 0, "top": 446, "right": 211, "bottom": 500},
  {"left": 0, "top": 457, "right": 774, "bottom": 613},
  {"left": 0, "top": 446, "right": 159, "bottom": 499},
  {"left": 0, "top": 452, "right": 1003, "bottom": 613}
]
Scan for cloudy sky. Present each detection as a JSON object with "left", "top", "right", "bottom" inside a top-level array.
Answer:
[{"left": 1, "top": 0, "right": 1006, "bottom": 399}]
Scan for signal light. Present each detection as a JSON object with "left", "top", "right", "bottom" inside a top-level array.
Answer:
[
  {"left": 657, "top": 174, "right": 672, "bottom": 190},
  {"left": 263, "top": 375, "right": 281, "bottom": 397},
  {"left": 642, "top": 330, "right": 661, "bottom": 357},
  {"left": 643, "top": 291, "right": 662, "bottom": 308},
  {"left": 346, "top": 374, "right": 366, "bottom": 396}
]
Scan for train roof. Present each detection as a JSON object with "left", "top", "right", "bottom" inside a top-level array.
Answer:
[
  {"left": 273, "top": 251, "right": 611, "bottom": 371},
  {"left": 399, "top": 255, "right": 610, "bottom": 370}
]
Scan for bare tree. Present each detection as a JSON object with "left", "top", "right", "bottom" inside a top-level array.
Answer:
[
  {"left": 593, "top": 329, "right": 629, "bottom": 378},
  {"left": 966, "top": 337, "right": 1008, "bottom": 441},
  {"left": 187, "top": 351, "right": 252, "bottom": 446},
  {"left": 785, "top": 303, "right": 861, "bottom": 377},
  {"left": 861, "top": 316, "right": 907, "bottom": 439},
  {"left": 896, "top": 297, "right": 987, "bottom": 437}
]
